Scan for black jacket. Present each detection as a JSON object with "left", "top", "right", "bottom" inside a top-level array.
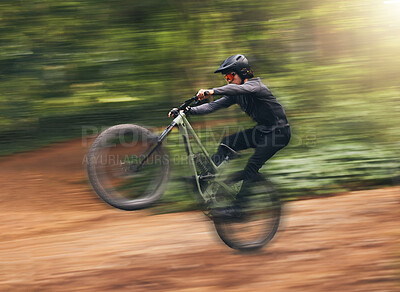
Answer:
[{"left": 189, "top": 78, "right": 289, "bottom": 133}]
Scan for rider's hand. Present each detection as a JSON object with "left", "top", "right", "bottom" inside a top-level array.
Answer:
[
  {"left": 168, "top": 107, "right": 190, "bottom": 118},
  {"left": 196, "top": 89, "right": 214, "bottom": 100},
  {"left": 168, "top": 108, "right": 179, "bottom": 118}
]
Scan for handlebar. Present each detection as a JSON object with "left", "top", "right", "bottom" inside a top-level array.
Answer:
[
  {"left": 178, "top": 96, "right": 198, "bottom": 111},
  {"left": 177, "top": 91, "right": 210, "bottom": 111}
]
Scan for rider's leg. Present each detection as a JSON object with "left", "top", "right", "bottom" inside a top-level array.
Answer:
[
  {"left": 210, "top": 127, "right": 291, "bottom": 219},
  {"left": 244, "top": 127, "right": 291, "bottom": 178},
  {"left": 236, "top": 127, "right": 291, "bottom": 205},
  {"left": 211, "top": 128, "right": 256, "bottom": 166}
]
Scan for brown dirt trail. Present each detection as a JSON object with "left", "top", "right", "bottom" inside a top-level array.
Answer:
[{"left": 0, "top": 139, "right": 399, "bottom": 291}]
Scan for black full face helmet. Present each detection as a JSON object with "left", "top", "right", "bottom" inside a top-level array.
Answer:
[{"left": 214, "top": 54, "right": 253, "bottom": 80}]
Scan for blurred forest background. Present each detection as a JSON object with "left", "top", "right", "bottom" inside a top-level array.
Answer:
[{"left": 1, "top": 0, "right": 399, "bottom": 207}]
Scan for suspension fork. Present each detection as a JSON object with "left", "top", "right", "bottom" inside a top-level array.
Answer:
[{"left": 135, "top": 121, "right": 176, "bottom": 170}]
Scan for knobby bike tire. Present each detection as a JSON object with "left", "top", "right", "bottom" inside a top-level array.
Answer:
[{"left": 87, "top": 124, "right": 170, "bottom": 210}]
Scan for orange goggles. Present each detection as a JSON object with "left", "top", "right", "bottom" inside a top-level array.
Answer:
[{"left": 224, "top": 72, "right": 235, "bottom": 82}]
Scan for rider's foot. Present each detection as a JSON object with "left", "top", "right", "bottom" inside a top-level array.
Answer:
[{"left": 210, "top": 206, "right": 244, "bottom": 221}]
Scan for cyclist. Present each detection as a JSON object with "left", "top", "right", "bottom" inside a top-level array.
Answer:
[{"left": 170, "top": 54, "right": 291, "bottom": 219}]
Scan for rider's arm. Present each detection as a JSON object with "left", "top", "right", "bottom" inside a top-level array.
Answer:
[
  {"left": 189, "top": 96, "right": 235, "bottom": 115},
  {"left": 213, "top": 80, "right": 259, "bottom": 96}
]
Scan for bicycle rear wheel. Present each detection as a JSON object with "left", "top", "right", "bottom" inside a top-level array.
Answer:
[
  {"left": 213, "top": 177, "right": 281, "bottom": 251},
  {"left": 87, "top": 124, "right": 169, "bottom": 210}
]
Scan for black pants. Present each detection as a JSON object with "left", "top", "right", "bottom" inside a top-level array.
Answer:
[{"left": 212, "top": 126, "right": 291, "bottom": 180}]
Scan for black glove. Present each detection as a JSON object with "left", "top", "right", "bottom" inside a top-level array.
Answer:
[{"left": 168, "top": 108, "right": 179, "bottom": 118}]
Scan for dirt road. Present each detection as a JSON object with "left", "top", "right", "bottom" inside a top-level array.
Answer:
[{"left": 0, "top": 139, "right": 399, "bottom": 291}]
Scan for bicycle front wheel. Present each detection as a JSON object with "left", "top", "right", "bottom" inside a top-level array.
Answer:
[
  {"left": 213, "top": 177, "right": 281, "bottom": 251},
  {"left": 87, "top": 124, "right": 169, "bottom": 210}
]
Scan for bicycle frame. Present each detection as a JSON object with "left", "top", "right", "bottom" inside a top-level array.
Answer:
[
  {"left": 176, "top": 113, "right": 217, "bottom": 201},
  {"left": 154, "top": 112, "right": 235, "bottom": 204}
]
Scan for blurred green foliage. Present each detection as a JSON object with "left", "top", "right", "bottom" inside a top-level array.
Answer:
[{"left": 0, "top": 0, "right": 399, "bottom": 205}]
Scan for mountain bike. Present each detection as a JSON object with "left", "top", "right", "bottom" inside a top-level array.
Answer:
[{"left": 87, "top": 95, "right": 282, "bottom": 251}]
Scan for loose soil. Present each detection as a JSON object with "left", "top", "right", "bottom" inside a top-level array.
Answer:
[{"left": 0, "top": 138, "right": 399, "bottom": 291}]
